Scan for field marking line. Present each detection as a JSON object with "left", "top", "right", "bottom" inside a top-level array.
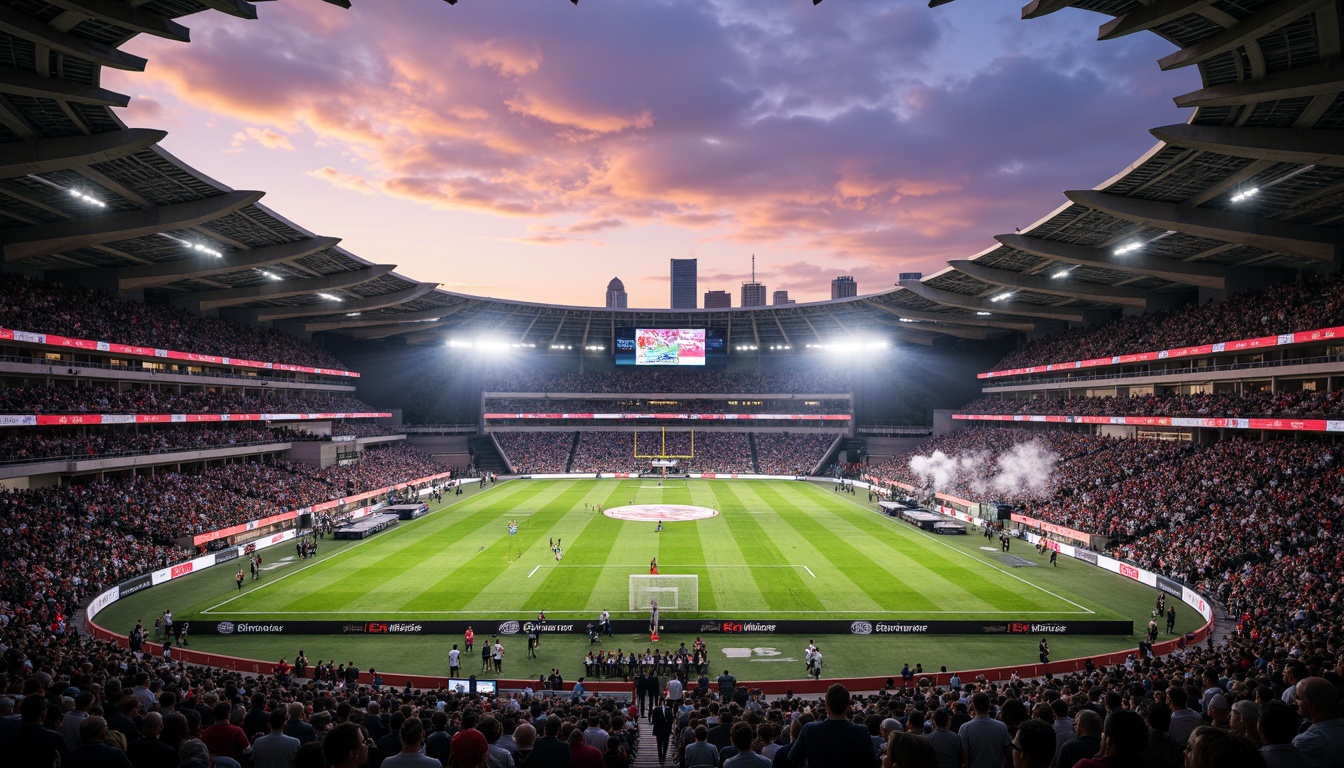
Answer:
[
  {"left": 803, "top": 566, "right": 816, "bottom": 579},
  {"left": 528, "top": 565, "right": 541, "bottom": 578},
  {"left": 527, "top": 564, "right": 811, "bottom": 569},
  {"left": 201, "top": 485, "right": 501, "bottom": 614},
  {"left": 821, "top": 485, "right": 1096, "bottom": 615},
  {"left": 201, "top": 609, "right": 1097, "bottom": 616}
]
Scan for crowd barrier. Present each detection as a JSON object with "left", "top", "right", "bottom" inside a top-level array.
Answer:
[
  {"left": 0, "top": 326, "right": 358, "bottom": 378},
  {"left": 952, "top": 412, "right": 1344, "bottom": 434},
  {"left": 980, "top": 323, "right": 1344, "bottom": 379},
  {"left": 0, "top": 411, "right": 391, "bottom": 428}
]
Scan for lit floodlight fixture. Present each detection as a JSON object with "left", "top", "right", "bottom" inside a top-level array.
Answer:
[
  {"left": 258, "top": 270, "right": 282, "bottom": 280},
  {"left": 899, "top": 318, "right": 918, "bottom": 323},
  {"left": 346, "top": 312, "right": 362, "bottom": 317},
  {"left": 1231, "top": 187, "right": 1259, "bottom": 203},
  {"left": 990, "top": 292, "right": 1015, "bottom": 303},
  {"left": 976, "top": 311, "right": 992, "bottom": 316},
  {"left": 68, "top": 189, "right": 106, "bottom": 207},
  {"left": 1052, "top": 268, "right": 1075, "bottom": 279},
  {"left": 1113, "top": 241, "right": 1142, "bottom": 256},
  {"left": 318, "top": 293, "right": 343, "bottom": 302}
]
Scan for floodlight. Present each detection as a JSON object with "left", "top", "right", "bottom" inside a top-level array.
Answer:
[
  {"left": 318, "top": 293, "right": 343, "bottom": 301},
  {"left": 1230, "top": 187, "right": 1259, "bottom": 203}
]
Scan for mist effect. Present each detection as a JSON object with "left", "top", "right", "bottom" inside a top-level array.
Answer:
[{"left": 909, "top": 440, "right": 1059, "bottom": 499}]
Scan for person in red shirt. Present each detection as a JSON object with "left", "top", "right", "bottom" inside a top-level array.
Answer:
[
  {"left": 200, "top": 701, "right": 250, "bottom": 762},
  {"left": 568, "top": 727, "right": 605, "bottom": 768}
]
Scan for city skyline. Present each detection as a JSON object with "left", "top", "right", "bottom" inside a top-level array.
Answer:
[{"left": 106, "top": 1, "right": 1196, "bottom": 307}]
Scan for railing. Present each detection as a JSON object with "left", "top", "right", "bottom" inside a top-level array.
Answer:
[
  {"left": 0, "top": 439, "right": 302, "bottom": 467},
  {"left": 982, "top": 353, "right": 1344, "bottom": 388},
  {"left": 856, "top": 425, "right": 933, "bottom": 436},
  {"left": 0, "top": 354, "right": 358, "bottom": 388},
  {"left": 400, "top": 424, "right": 478, "bottom": 434}
]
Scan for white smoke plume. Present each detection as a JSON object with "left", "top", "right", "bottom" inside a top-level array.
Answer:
[{"left": 908, "top": 440, "right": 1059, "bottom": 500}]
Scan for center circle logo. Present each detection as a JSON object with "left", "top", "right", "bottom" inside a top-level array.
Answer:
[{"left": 603, "top": 504, "right": 719, "bottom": 522}]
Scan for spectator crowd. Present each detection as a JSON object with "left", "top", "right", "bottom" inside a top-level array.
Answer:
[
  {"left": 0, "top": 273, "right": 349, "bottom": 371},
  {"left": 959, "top": 389, "right": 1344, "bottom": 420},
  {"left": 991, "top": 272, "right": 1344, "bottom": 371},
  {"left": 484, "top": 369, "right": 852, "bottom": 395},
  {"left": 0, "top": 383, "right": 376, "bottom": 415},
  {"left": 0, "top": 443, "right": 445, "bottom": 635},
  {"left": 0, "top": 424, "right": 323, "bottom": 465}
]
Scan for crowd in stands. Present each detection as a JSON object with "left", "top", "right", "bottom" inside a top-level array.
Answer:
[
  {"left": 0, "top": 424, "right": 322, "bottom": 464},
  {"left": 494, "top": 432, "right": 576, "bottom": 473},
  {"left": 0, "top": 420, "right": 1338, "bottom": 767},
  {"left": 0, "top": 383, "right": 375, "bottom": 414},
  {"left": 484, "top": 396, "right": 852, "bottom": 414},
  {"left": 569, "top": 431, "right": 755, "bottom": 474},
  {"left": 870, "top": 426, "right": 1342, "bottom": 599},
  {"left": 992, "top": 272, "right": 1344, "bottom": 371},
  {"left": 0, "top": 272, "right": 348, "bottom": 371},
  {"left": 754, "top": 432, "right": 838, "bottom": 475},
  {"left": 0, "top": 444, "right": 443, "bottom": 630},
  {"left": 330, "top": 423, "right": 404, "bottom": 438},
  {"left": 960, "top": 388, "right": 1344, "bottom": 419},
  {"left": 484, "top": 369, "right": 852, "bottom": 394}
]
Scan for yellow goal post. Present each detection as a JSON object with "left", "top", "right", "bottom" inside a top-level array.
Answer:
[{"left": 633, "top": 427, "right": 695, "bottom": 460}]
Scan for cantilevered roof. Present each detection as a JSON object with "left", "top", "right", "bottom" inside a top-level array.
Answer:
[{"left": 0, "top": 0, "right": 1339, "bottom": 347}]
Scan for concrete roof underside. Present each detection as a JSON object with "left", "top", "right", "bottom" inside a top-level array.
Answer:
[{"left": 0, "top": 0, "right": 1337, "bottom": 347}]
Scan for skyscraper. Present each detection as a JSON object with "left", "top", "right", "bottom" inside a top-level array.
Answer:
[
  {"left": 670, "top": 258, "right": 697, "bottom": 309},
  {"left": 605, "top": 277, "right": 627, "bottom": 309},
  {"left": 741, "top": 282, "right": 767, "bottom": 307},
  {"left": 772, "top": 290, "right": 794, "bottom": 306},
  {"left": 741, "top": 254, "right": 766, "bottom": 307},
  {"left": 831, "top": 275, "right": 857, "bottom": 299},
  {"left": 704, "top": 290, "right": 731, "bottom": 309}
]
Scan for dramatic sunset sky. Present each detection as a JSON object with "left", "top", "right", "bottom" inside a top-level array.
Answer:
[{"left": 105, "top": 0, "right": 1198, "bottom": 308}]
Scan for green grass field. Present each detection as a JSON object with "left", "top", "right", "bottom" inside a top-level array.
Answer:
[{"left": 97, "top": 479, "right": 1201, "bottom": 680}]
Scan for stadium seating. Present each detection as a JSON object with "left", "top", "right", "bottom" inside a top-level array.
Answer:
[
  {"left": 958, "top": 390, "right": 1344, "bottom": 419},
  {"left": 0, "top": 273, "right": 348, "bottom": 371},
  {"left": 990, "top": 272, "right": 1344, "bottom": 372},
  {"left": 0, "top": 383, "right": 376, "bottom": 414},
  {"left": 0, "top": 424, "right": 321, "bottom": 465},
  {"left": 484, "top": 369, "right": 852, "bottom": 394}
]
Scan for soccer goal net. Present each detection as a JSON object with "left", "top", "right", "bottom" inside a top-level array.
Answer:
[{"left": 629, "top": 574, "right": 699, "bottom": 612}]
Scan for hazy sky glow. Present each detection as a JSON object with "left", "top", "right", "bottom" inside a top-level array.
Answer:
[{"left": 107, "top": 0, "right": 1197, "bottom": 307}]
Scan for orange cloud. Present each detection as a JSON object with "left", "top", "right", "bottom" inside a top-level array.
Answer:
[
  {"left": 232, "top": 127, "right": 295, "bottom": 151},
  {"left": 308, "top": 167, "right": 376, "bottom": 195}
]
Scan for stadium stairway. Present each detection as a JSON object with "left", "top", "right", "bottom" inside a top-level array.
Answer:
[
  {"left": 632, "top": 717, "right": 663, "bottom": 768},
  {"left": 468, "top": 435, "right": 508, "bottom": 475},
  {"left": 566, "top": 431, "right": 580, "bottom": 473},
  {"left": 748, "top": 433, "right": 760, "bottom": 473}
]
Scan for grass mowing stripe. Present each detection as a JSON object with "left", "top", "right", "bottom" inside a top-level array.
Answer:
[
  {"left": 691, "top": 483, "right": 768, "bottom": 612},
  {"left": 399, "top": 482, "right": 578, "bottom": 611},
  {"left": 788, "top": 484, "right": 1028, "bottom": 613},
  {"left": 709, "top": 484, "right": 822, "bottom": 610},
  {"left": 715, "top": 483, "right": 831, "bottom": 613},
  {"left": 469, "top": 481, "right": 632, "bottom": 614},
  {"left": 821, "top": 483, "right": 1096, "bottom": 615},
  {"left": 756, "top": 482, "right": 940, "bottom": 611}
]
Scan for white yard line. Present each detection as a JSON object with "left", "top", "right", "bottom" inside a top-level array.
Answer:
[
  {"left": 803, "top": 566, "right": 816, "bottom": 579},
  {"left": 204, "top": 488, "right": 497, "bottom": 614},
  {"left": 528, "top": 565, "right": 541, "bottom": 578},
  {"left": 824, "top": 485, "right": 1096, "bottom": 615},
  {"left": 203, "top": 609, "right": 1096, "bottom": 616}
]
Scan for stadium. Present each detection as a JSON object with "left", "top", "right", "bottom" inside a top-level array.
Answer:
[{"left": 0, "top": 1, "right": 1341, "bottom": 767}]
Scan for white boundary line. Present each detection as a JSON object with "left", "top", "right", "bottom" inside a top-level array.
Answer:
[
  {"left": 815, "top": 483, "right": 1097, "bottom": 615},
  {"left": 527, "top": 565, "right": 541, "bottom": 578},
  {"left": 803, "top": 566, "right": 816, "bottom": 579},
  {"left": 202, "top": 609, "right": 1096, "bottom": 616},
  {"left": 202, "top": 483, "right": 503, "bottom": 614}
]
